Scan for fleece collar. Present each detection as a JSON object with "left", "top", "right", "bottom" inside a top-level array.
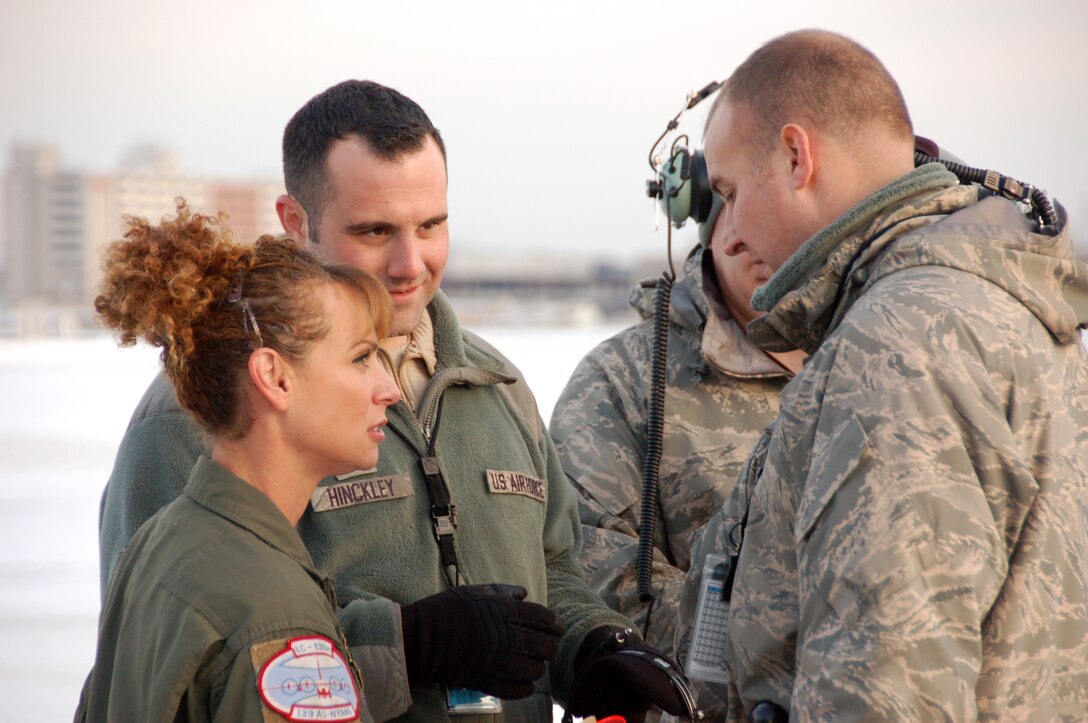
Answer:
[
  {"left": 747, "top": 163, "right": 1086, "bottom": 353},
  {"left": 753, "top": 163, "right": 959, "bottom": 313}
]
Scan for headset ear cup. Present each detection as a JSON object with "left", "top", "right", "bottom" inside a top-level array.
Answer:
[
  {"left": 661, "top": 148, "right": 691, "bottom": 224},
  {"left": 660, "top": 149, "right": 713, "bottom": 226},
  {"left": 689, "top": 150, "right": 713, "bottom": 224}
]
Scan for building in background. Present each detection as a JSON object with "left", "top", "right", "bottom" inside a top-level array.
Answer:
[
  {"left": 1, "top": 144, "right": 281, "bottom": 336},
  {"left": 4, "top": 144, "right": 1082, "bottom": 339},
  {"left": 1, "top": 143, "right": 659, "bottom": 337}
]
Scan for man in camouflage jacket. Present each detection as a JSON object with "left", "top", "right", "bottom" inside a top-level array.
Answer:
[
  {"left": 694, "top": 30, "right": 1088, "bottom": 719},
  {"left": 550, "top": 203, "right": 799, "bottom": 717}
]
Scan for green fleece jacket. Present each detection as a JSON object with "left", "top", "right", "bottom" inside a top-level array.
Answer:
[{"left": 99, "top": 290, "right": 630, "bottom": 722}]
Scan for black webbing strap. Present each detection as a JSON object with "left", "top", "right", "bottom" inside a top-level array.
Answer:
[{"left": 420, "top": 455, "right": 459, "bottom": 582}]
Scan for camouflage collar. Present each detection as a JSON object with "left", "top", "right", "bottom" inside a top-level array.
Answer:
[
  {"left": 628, "top": 244, "right": 706, "bottom": 330},
  {"left": 753, "top": 163, "right": 958, "bottom": 313},
  {"left": 696, "top": 247, "right": 792, "bottom": 378},
  {"left": 748, "top": 167, "right": 974, "bottom": 353},
  {"left": 629, "top": 244, "right": 789, "bottom": 377}
]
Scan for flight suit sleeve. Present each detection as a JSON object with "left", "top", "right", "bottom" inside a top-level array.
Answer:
[
  {"left": 98, "top": 409, "right": 206, "bottom": 599},
  {"left": 549, "top": 340, "right": 686, "bottom": 653},
  {"left": 204, "top": 643, "right": 267, "bottom": 722},
  {"left": 210, "top": 631, "right": 376, "bottom": 723}
]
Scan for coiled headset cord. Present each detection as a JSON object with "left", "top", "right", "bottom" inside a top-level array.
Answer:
[
  {"left": 915, "top": 151, "right": 1058, "bottom": 229},
  {"left": 636, "top": 191, "right": 680, "bottom": 633},
  {"left": 636, "top": 269, "right": 672, "bottom": 614}
]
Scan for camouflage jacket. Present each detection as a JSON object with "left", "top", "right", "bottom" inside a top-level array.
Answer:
[
  {"left": 715, "top": 164, "right": 1088, "bottom": 720},
  {"left": 548, "top": 245, "right": 789, "bottom": 662}
]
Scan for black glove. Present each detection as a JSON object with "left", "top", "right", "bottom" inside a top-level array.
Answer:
[
  {"left": 400, "top": 583, "right": 565, "bottom": 699},
  {"left": 567, "top": 626, "right": 694, "bottom": 722}
]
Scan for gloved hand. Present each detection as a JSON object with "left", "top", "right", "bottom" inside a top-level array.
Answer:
[
  {"left": 567, "top": 626, "right": 694, "bottom": 722},
  {"left": 400, "top": 583, "right": 564, "bottom": 699}
]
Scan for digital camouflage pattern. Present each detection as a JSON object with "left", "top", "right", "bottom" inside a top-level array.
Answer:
[
  {"left": 715, "top": 164, "right": 1088, "bottom": 720},
  {"left": 549, "top": 244, "right": 789, "bottom": 718}
]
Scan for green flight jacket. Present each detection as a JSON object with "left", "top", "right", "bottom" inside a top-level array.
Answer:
[
  {"left": 98, "top": 291, "right": 631, "bottom": 722},
  {"left": 712, "top": 165, "right": 1088, "bottom": 719},
  {"left": 78, "top": 456, "right": 373, "bottom": 722}
]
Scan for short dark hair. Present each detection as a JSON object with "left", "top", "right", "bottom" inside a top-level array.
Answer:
[
  {"left": 282, "top": 80, "right": 446, "bottom": 234},
  {"left": 710, "top": 30, "right": 912, "bottom": 157}
]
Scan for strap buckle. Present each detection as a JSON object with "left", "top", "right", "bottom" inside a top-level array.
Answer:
[{"left": 431, "top": 504, "right": 458, "bottom": 541}]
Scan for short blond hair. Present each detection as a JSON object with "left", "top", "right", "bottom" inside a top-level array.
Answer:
[{"left": 710, "top": 30, "right": 913, "bottom": 154}]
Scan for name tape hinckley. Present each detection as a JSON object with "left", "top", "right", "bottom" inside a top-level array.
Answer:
[{"left": 311, "top": 473, "right": 414, "bottom": 512}]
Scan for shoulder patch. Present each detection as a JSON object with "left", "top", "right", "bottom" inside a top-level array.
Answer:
[
  {"left": 251, "top": 636, "right": 360, "bottom": 721},
  {"left": 485, "top": 469, "right": 546, "bottom": 503}
]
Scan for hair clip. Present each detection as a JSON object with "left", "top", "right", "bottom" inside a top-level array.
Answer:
[
  {"left": 227, "top": 273, "right": 244, "bottom": 303},
  {"left": 241, "top": 300, "right": 264, "bottom": 350}
]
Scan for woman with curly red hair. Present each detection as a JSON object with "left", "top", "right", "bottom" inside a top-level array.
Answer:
[{"left": 77, "top": 202, "right": 399, "bottom": 722}]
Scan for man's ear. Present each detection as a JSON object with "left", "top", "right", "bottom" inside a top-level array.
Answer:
[
  {"left": 247, "top": 348, "right": 292, "bottom": 412},
  {"left": 780, "top": 123, "right": 816, "bottom": 192},
  {"left": 276, "top": 194, "right": 309, "bottom": 244}
]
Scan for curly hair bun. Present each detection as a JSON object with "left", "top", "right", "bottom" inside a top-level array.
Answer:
[{"left": 94, "top": 199, "right": 253, "bottom": 371}]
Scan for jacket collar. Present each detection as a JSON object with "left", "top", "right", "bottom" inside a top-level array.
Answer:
[
  {"left": 747, "top": 164, "right": 970, "bottom": 353},
  {"left": 430, "top": 289, "right": 478, "bottom": 370},
  {"left": 631, "top": 244, "right": 790, "bottom": 378},
  {"left": 184, "top": 455, "right": 325, "bottom": 580},
  {"left": 402, "top": 290, "right": 517, "bottom": 435},
  {"left": 752, "top": 163, "right": 960, "bottom": 313}
]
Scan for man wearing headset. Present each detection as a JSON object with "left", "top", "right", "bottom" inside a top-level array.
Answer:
[
  {"left": 551, "top": 176, "right": 806, "bottom": 718},
  {"left": 692, "top": 30, "right": 1088, "bottom": 719},
  {"left": 97, "top": 80, "right": 693, "bottom": 722}
]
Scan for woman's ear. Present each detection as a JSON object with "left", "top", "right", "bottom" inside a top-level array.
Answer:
[{"left": 247, "top": 348, "right": 292, "bottom": 412}]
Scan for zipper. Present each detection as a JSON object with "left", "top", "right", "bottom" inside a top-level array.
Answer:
[
  {"left": 722, "top": 420, "right": 776, "bottom": 602},
  {"left": 313, "top": 574, "right": 365, "bottom": 693},
  {"left": 418, "top": 372, "right": 465, "bottom": 445}
]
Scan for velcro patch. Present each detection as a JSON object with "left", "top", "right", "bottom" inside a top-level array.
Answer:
[
  {"left": 485, "top": 470, "right": 546, "bottom": 503},
  {"left": 311, "top": 474, "right": 413, "bottom": 512},
  {"left": 251, "top": 636, "right": 360, "bottom": 721}
]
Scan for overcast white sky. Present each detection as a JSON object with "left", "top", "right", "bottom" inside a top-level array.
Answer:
[{"left": 2, "top": 0, "right": 1085, "bottom": 262}]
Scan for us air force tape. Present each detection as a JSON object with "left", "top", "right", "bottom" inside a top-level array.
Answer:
[
  {"left": 485, "top": 469, "right": 546, "bottom": 503},
  {"left": 251, "top": 635, "right": 361, "bottom": 722},
  {"left": 311, "top": 473, "right": 413, "bottom": 512}
]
